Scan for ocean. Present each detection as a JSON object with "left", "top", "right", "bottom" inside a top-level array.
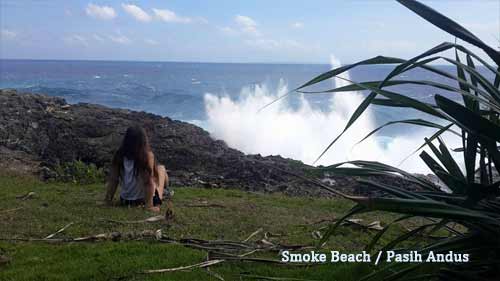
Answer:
[{"left": 0, "top": 59, "right": 491, "bottom": 172}]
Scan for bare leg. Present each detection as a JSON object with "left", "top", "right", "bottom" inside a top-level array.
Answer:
[
  {"left": 157, "top": 165, "right": 173, "bottom": 219},
  {"left": 156, "top": 164, "right": 168, "bottom": 199}
]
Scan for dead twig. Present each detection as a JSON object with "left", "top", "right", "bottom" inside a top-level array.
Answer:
[
  {"left": 264, "top": 232, "right": 284, "bottom": 239},
  {"left": 144, "top": 259, "right": 225, "bottom": 274},
  {"left": 0, "top": 234, "right": 312, "bottom": 254},
  {"left": 184, "top": 203, "right": 225, "bottom": 208},
  {"left": 243, "top": 228, "right": 263, "bottom": 242},
  {"left": 315, "top": 219, "right": 384, "bottom": 232},
  {"left": 99, "top": 215, "right": 164, "bottom": 224},
  {"left": 0, "top": 207, "right": 23, "bottom": 215},
  {"left": 204, "top": 267, "right": 225, "bottom": 281},
  {"left": 240, "top": 273, "right": 319, "bottom": 281},
  {"left": 45, "top": 222, "right": 74, "bottom": 239},
  {"left": 16, "top": 192, "right": 36, "bottom": 200},
  {"left": 302, "top": 218, "right": 338, "bottom": 226}
]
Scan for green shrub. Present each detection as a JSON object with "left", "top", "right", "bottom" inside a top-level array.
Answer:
[
  {"left": 285, "top": 0, "right": 500, "bottom": 280},
  {"left": 53, "top": 160, "right": 105, "bottom": 185}
]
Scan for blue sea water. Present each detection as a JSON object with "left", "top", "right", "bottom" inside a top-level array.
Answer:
[
  {"left": 0, "top": 59, "right": 477, "bottom": 123},
  {"left": 1, "top": 59, "right": 335, "bottom": 120}
]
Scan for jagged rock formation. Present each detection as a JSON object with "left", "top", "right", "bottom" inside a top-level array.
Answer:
[
  {"left": 1, "top": 89, "right": 349, "bottom": 196},
  {"left": 1, "top": 89, "right": 431, "bottom": 197}
]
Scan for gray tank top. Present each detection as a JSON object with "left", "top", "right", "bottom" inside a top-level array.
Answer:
[{"left": 120, "top": 157, "right": 144, "bottom": 200}]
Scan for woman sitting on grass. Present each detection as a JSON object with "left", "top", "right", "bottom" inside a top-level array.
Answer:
[{"left": 104, "top": 126, "right": 168, "bottom": 213}]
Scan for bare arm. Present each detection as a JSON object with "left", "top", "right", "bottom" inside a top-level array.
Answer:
[
  {"left": 143, "top": 151, "right": 159, "bottom": 212},
  {"left": 104, "top": 163, "right": 120, "bottom": 204}
]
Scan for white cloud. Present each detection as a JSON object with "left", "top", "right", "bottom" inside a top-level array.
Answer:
[
  {"left": 235, "top": 15, "right": 260, "bottom": 36},
  {"left": 93, "top": 34, "right": 105, "bottom": 42},
  {"left": 224, "top": 15, "right": 311, "bottom": 53},
  {"left": 245, "top": 38, "right": 309, "bottom": 51},
  {"left": 291, "top": 22, "right": 304, "bottom": 29},
  {"left": 1, "top": 29, "right": 17, "bottom": 40},
  {"left": 121, "top": 3, "right": 151, "bottom": 22},
  {"left": 367, "top": 39, "right": 418, "bottom": 53},
  {"left": 109, "top": 34, "right": 131, "bottom": 44},
  {"left": 195, "top": 17, "right": 209, "bottom": 24},
  {"left": 64, "top": 34, "right": 89, "bottom": 46},
  {"left": 219, "top": 26, "right": 238, "bottom": 36},
  {"left": 152, "top": 8, "right": 191, "bottom": 23},
  {"left": 144, "top": 38, "right": 158, "bottom": 45},
  {"left": 86, "top": 3, "right": 116, "bottom": 20},
  {"left": 245, "top": 38, "right": 280, "bottom": 50}
]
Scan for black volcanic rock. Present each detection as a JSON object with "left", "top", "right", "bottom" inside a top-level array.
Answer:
[
  {"left": 0, "top": 89, "right": 428, "bottom": 197},
  {"left": 1, "top": 89, "right": 340, "bottom": 196}
]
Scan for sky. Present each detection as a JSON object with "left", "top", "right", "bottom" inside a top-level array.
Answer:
[{"left": 0, "top": 0, "right": 499, "bottom": 64}]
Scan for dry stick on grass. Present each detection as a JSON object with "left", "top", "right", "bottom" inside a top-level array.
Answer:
[
  {"left": 16, "top": 192, "right": 36, "bottom": 200},
  {"left": 302, "top": 218, "right": 339, "bottom": 226},
  {"left": 45, "top": 222, "right": 74, "bottom": 239},
  {"left": 204, "top": 252, "right": 226, "bottom": 281},
  {"left": 184, "top": 203, "right": 225, "bottom": 208},
  {"left": 0, "top": 207, "right": 23, "bottom": 215},
  {"left": 186, "top": 204, "right": 225, "bottom": 208},
  {"left": 242, "top": 228, "right": 263, "bottom": 242},
  {"left": 144, "top": 259, "right": 225, "bottom": 274},
  {"left": 204, "top": 267, "right": 225, "bottom": 281},
  {"left": 145, "top": 240, "right": 303, "bottom": 276},
  {"left": 1, "top": 231, "right": 310, "bottom": 253},
  {"left": 1, "top": 230, "right": 154, "bottom": 243},
  {"left": 2, "top": 232, "right": 315, "bottom": 277},
  {"left": 99, "top": 215, "right": 164, "bottom": 224},
  {"left": 264, "top": 231, "right": 284, "bottom": 239},
  {"left": 240, "top": 273, "right": 320, "bottom": 281}
]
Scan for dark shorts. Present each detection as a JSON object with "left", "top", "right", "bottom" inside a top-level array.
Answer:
[{"left": 120, "top": 190, "right": 162, "bottom": 207}]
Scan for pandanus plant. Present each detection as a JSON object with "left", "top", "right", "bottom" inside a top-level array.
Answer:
[{"left": 283, "top": 0, "right": 500, "bottom": 280}]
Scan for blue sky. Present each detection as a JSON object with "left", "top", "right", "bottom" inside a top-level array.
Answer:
[{"left": 1, "top": 0, "right": 498, "bottom": 63}]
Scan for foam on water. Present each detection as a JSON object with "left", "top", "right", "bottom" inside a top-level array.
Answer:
[{"left": 204, "top": 55, "right": 463, "bottom": 173}]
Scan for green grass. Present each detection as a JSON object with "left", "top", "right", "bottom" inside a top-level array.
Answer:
[{"left": 0, "top": 174, "right": 409, "bottom": 280}]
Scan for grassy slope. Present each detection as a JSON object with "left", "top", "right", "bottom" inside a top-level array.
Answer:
[{"left": 0, "top": 175, "right": 408, "bottom": 281}]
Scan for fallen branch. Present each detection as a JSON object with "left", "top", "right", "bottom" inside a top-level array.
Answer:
[
  {"left": 243, "top": 228, "right": 263, "bottom": 242},
  {"left": 99, "top": 215, "right": 164, "bottom": 224},
  {"left": 204, "top": 267, "right": 225, "bottom": 281},
  {"left": 210, "top": 255, "right": 283, "bottom": 264},
  {"left": 264, "top": 232, "right": 284, "bottom": 239},
  {"left": 1, "top": 230, "right": 156, "bottom": 243},
  {"left": 184, "top": 203, "right": 225, "bottom": 208},
  {"left": 144, "top": 239, "right": 312, "bottom": 275},
  {"left": 240, "top": 274, "right": 319, "bottom": 281},
  {"left": 315, "top": 218, "right": 384, "bottom": 232},
  {"left": 144, "top": 259, "right": 224, "bottom": 274},
  {"left": 16, "top": 192, "right": 36, "bottom": 200},
  {"left": 45, "top": 222, "right": 74, "bottom": 239},
  {"left": 302, "top": 218, "right": 338, "bottom": 226},
  {"left": 0, "top": 207, "right": 23, "bottom": 215},
  {"left": 209, "top": 251, "right": 316, "bottom": 267}
]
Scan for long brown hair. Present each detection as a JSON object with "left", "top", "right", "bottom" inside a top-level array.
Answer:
[{"left": 112, "top": 126, "right": 153, "bottom": 179}]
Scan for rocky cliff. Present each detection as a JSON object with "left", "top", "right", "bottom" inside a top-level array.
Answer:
[
  {"left": 2, "top": 89, "right": 352, "bottom": 196},
  {"left": 1, "top": 89, "right": 431, "bottom": 197}
]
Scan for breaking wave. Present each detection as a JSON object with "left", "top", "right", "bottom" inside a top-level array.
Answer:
[{"left": 204, "top": 55, "right": 461, "bottom": 173}]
